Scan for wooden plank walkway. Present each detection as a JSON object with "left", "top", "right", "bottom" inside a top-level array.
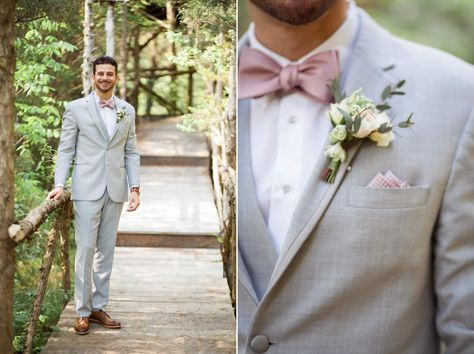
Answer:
[
  {"left": 42, "top": 118, "right": 235, "bottom": 353},
  {"left": 137, "top": 118, "right": 209, "bottom": 167},
  {"left": 42, "top": 248, "right": 235, "bottom": 353},
  {"left": 117, "top": 118, "right": 220, "bottom": 248}
]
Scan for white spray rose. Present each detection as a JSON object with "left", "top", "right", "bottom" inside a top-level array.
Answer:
[
  {"left": 324, "top": 142, "right": 346, "bottom": 162},
  {"left": 328, "top": 102, "right": 349, "bottom": 125},
  {"left": 369, "top": 130, "right": 394, "bottom": 147},
  {"left": 329, "top": 125, "right": 347, "bottom": 143}
]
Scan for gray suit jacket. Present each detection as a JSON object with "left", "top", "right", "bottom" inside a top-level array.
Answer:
[
  {"left": 238, "top": 9, "right": 474, "bottom": 354},
  {"left": 54, "top": 93, "right": 140, "bottom": 203}
]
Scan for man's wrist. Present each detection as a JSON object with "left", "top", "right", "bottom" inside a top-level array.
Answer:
[
  {"left": 55, "top": 184, "right": 64, "bottom": 189},
  {"left": 130, "top": 186, "right": 140, "bottom": 195}
]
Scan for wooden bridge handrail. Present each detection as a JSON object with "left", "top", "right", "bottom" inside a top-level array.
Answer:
[{"left": 8, "top": 189, "right": 72, "bottom": 243}]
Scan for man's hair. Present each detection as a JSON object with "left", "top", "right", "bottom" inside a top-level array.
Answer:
[{"left": 92, "top": 56, "right": 118, "bottom": 74}]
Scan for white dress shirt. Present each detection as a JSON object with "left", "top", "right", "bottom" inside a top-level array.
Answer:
[
  {"left": 248, "top": 0, "right": 359, "bottom": 254},
  {"left": 94, "top": 92, "right": 117, "bottom": 139}
]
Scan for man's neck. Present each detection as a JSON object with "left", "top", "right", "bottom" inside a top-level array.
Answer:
[
  {"left": 94, "top": 89, "right": 113, "bottom": 101},
  {"left": 250, "top": 0, "right": 348, "bottom": 61}
]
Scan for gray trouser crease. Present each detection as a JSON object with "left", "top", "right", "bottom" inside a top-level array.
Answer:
[{"left": 73, "top": 189, "right": 124, "bottom": 317}]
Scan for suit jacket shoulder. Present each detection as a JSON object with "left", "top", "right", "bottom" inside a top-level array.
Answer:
[{"left": 115, "top": 98, "right": 135, "bottom": 115}]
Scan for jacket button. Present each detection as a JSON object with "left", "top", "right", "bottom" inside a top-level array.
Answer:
[{"left": 250, "top": 335, "right": 270, "bottom": 353}]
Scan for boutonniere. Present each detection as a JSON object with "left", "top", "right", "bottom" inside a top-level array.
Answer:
[
  {"left": 320, "top": 74, "right": 415, "bottom": 183},
  {"left": 116, "top": 107, "right": 128, "bottom": 123}
]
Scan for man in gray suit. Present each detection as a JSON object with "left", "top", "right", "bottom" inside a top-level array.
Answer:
[
  {"left": 238, "top": 0, "right": 474, "bottom": 353},
  {"left": 47, "top": 56, "right": 140, "bottom": 335}
]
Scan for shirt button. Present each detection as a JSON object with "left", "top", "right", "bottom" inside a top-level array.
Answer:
[
  {"left": 282, "top": 185, "right": 291, "bottom": 194},
  {"left": 250, "top": 335, "right": 270, "bottom": 353},
  {"left": 288, "top": 115, "right": 297, "bottom": 124}
]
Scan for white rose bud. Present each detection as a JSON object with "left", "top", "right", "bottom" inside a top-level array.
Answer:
[
  {"left": 324, "top": 142, "right": 346, "bottom": 162},
  {"left": 329, "top": 125, "right": 347, "bottom": 143},
  {"left": 328, "top": 102, "right": 350, "bottom": 125},
  {"left": 352, "top": 110, "right": 379, "bottom": 139},
  {"left": 369, "top": 130, "right": 394, "bottom": 147}
]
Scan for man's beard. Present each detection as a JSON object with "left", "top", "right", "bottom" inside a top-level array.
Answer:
[{"left": 249, "top": 0, "right": 338, "bottom": 25}]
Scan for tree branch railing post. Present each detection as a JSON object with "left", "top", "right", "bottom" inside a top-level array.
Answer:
[{"left": 8, "top": 190, "right": 73, "bottom": 354}]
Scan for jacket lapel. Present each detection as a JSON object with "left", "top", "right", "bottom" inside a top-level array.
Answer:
[
  {"left": 86, "top": 93, "right": 110, "bottom": 141},
  {"left": 238, "top": 98, "right": 278, "bottom": 302},
  {"left": 108, "top": 97, "right": 129, "bottom": 143},
  {"left": 265, "top": 9, "right": 398, "bottom": 292}
]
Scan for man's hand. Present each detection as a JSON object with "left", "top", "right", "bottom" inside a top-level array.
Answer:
[
  {"left": 127, "top": 191, "right": 140, "bottom": 212},
  {"left": 46, "top": 186, "right": 64, "bottom": 201}
]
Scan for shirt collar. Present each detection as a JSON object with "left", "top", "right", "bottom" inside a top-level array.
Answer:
[
  {"left": 93, "top": 91, "right": 116, "bottom": 107},
  {"left": 248, "top": 0, "right": 359, "bottom": 69}
]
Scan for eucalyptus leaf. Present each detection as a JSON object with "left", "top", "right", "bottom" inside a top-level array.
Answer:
[
  {"left": 396, "top": 80, "right": 406, "bottom": 88},
  {"left": 376, "top": 104, "right": 391, "bottom": 111},
  {"left": 378, "top": 123, "right": 393, "bottom": 133},
  {"left": 337, "top": 107, "right": 352, "bottom": 122},
  {"left": 381, "top": 85, "right": 392, "bottom": 100},
  {"left": 353, "top": 116, "right": 362, "bottom": 134}
]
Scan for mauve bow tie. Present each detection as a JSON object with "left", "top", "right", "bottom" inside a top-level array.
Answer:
[
  {"left": 99, "top": 98, "right": 115, "bottom": 109},
  {"left": 238, "top": 46, "right": 339, "bottom": 103}
]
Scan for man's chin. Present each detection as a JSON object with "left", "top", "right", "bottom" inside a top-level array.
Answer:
[
  {"left": 250, "top": 0, "right": 336, "bottom": 26},
  {"left": 96, "top": 85, "right": 114, "bottom": 94}
]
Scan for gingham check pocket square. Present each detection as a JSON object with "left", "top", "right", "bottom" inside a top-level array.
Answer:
[{"left": 367, "top": 170, "right": 410, "bottom": 188}]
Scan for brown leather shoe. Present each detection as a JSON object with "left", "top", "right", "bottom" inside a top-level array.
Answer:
[
  {"left": 74, "top": 317, "right": 90, "bottom": 335},
  {"left": 89, "top": 310, "right": 121, "bottom": 329}
]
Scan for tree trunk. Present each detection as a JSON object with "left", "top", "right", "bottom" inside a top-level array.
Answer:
[
  {"left": 119, "top": 2, "right": 128, "bottom": 100},
  {"left": 0, "top": 0, "right": 17, "bottom": 352},
  {"left": 105, "top": 1, "right": 115, "bottom": 57},
  {"left": 129, "top": 25, "right": 140, "bottom": 112},
  {"left": 82, "top": 0, "right": 94, "bottom": 96},
  {"left": 166, "top": 1, "right": 178, "bottom": 114},
  {"left": 145, "top": 39, "right": 157, "bottom": 116}
]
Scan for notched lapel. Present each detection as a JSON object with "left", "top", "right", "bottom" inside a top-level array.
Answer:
[
  {"left": 86, "top": 94, "right": 110, "bottom": 141},
  {"left": 109, "top": 99, "right": 132, "bottom": 143}
]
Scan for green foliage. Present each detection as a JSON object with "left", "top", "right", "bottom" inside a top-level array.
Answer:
[
  {"left": 16, "top": 0, "right": 82, "bottom": 25},
  {"left": 238, "top": 0, "right": 474, "bottom": 63},
  {"left": 15, "top": 19, "right": 76, "bottom": 160},
  {"left": 359, "top": 0, "right": 474, "bottom": 63},
  {"left": 13, "top": 17, "right": 76, "bottom": 354},
  {"left": 13, "top": 207, "right": 75, "bottom": 354},
  {"left": 13, "top": 283, "right": 72, "bottom": 353},
  {"left": 167, "top": 0, "right": 235, "bottom": 132}
]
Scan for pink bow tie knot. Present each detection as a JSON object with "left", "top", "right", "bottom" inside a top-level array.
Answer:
[
  {"left": 238, "top": 46, "right": 339, "bottom": 103},
  {"left": 279, "top": 64, "right": 300, "bottom": 91},
  {"left": 99, "top": 99, "right": 115, "bottom": 109}
]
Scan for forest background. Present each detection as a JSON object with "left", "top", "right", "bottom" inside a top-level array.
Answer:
[
  {"left": 5, "top": 0, "right": 235, "bottom": 353},
  {"left": 238, "top": 0, "right": 474, "bottom": 63},
  {"left": 4, "top": 0, "right": 474, "bottom": 352}
]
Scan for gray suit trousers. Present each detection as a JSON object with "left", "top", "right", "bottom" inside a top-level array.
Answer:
[{"left": 73, "top": 189, "right": 124, "bottom": 317}]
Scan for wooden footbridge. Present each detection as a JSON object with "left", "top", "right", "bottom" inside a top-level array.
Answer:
[{"left": 40, "top": 118, "right": 235, "bottom": 353}]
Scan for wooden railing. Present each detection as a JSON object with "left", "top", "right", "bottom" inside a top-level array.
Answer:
[{"left": 8, "top": 190, "right": 73, "bottom": 354}]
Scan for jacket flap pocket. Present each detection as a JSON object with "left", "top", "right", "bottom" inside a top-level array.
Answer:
[{"left": 349, "top": 185, "right": 430, "bottom": 209}]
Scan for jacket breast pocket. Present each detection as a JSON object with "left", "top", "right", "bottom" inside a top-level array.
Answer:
[{"left": 348, "top": 185, "right": 430, "bottom": 209}]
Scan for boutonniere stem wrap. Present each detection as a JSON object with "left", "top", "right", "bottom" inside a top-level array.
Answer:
[
  {"left": 116, "top": 107, "right": 128, "bottom": 123},
  {"left": 321, "top": 74, "right": 414, "bottom": 183}
]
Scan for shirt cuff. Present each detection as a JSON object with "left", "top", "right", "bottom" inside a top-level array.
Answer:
[{"left": 130, "top": 185, "right": 139, "bottom": 189}]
